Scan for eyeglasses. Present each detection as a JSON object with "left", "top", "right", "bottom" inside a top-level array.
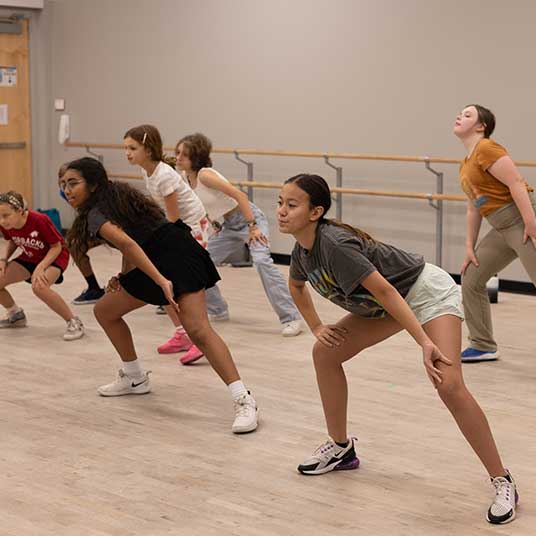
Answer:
[{"left": 59, "top": 179, "right": 84, "bottom": 192}]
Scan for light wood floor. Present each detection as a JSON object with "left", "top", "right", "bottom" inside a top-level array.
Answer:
[{"left": 1, "top": 245, "right": 535, "bottom": 535}]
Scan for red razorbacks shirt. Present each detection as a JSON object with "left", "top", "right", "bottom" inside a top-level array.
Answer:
[{"left": 0, "top": 210, "right": 69, "bottom": 270}]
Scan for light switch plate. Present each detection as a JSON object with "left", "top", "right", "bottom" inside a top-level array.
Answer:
[{"left": 54, "top": 98, "right": 65, "bottom": 111}]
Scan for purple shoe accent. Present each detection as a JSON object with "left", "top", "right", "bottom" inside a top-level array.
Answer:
[{"left": 335, "top": 456, "right": 360, "bottom": 471}]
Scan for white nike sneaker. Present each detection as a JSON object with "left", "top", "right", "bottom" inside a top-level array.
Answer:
[
  {"left": 232, "top": 391, "right": 258, "bottom": 434},
  {"left": 97, "top": 369, "right": 152, "bottom": 397},
  {"left": 298, "top": 437, "right": 360, "bottom": 475}
]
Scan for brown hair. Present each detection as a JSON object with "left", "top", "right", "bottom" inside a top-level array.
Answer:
[
  {"left": 176, "top": 133, "right": 213, "bottom": 172},
  {"left": 284, "top": 173, "right": 374, "bottom": 242},
  {"left": 64, "top": 157, "right": 165, "bottom": 262},
  {"left": 124, "top": 124, "right": 176, "bottom": 167},
  {"left": 0, "top": 190, "right": 27, "bottom": 212},
  {"left": 466, "top": 104, "right": 496, "bottom": 138}
]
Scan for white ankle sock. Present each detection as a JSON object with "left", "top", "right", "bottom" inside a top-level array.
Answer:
[
  {"left": 123, "top": 359, "right": 144, "bottom": 379},
  {"left": 228, "top": 380, "right": 247, "bottom": 401},
  {"left": 6, "top": 304, "right": 21, "bottom": 315}
]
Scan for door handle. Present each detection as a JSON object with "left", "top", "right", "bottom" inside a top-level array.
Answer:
[{"left": 0, "top": 142, "right": 26, "bottom": 149}]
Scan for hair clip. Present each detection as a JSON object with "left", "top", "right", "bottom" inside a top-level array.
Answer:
[
  {"left": 142, "top": 132, "right": 147, "bottom": 144},
  {"left": 0, "top": 194, "right": 23, "bottom": 210}
]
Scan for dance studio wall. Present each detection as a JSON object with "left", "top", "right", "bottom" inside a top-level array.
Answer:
[{"left": 27, "top": 0, "right": 536, "bottom": 282}]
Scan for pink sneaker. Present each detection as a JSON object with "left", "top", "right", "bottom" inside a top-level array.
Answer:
[
  {"left": 179, "top": 345, "right": 204, "bottom": 365},
  {"left": 157, "top": 330, "right": 193, "bottom": 354}
]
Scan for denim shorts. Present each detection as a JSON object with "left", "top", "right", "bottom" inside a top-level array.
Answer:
[{"left": 404, "top": 263, "right": 464, "bottom": 325}]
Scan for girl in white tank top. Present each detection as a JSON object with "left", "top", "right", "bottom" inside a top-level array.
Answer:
[{"left": 175, "top": 133, "right": 303, "bottom": 337}]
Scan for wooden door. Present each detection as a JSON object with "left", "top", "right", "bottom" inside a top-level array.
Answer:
[{"left": 0, "top": 17, "right": 32, "bottom": 205}]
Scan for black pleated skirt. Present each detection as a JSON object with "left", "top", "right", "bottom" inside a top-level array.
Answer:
[{"left": 119, "top": 220, "right": 220, "bottom": 306}]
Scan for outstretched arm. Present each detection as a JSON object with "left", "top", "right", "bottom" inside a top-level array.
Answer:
[
  {"left": 488, "top": 156, "right": 536, "bottom": 247},
  {"left": 360, "top": 270, "right": 452, "bottom": 386}
]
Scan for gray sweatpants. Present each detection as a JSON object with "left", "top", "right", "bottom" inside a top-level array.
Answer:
[
  {"left": 462, "top": 193, "right": 536, "bottom": 351},
  {"left": 205, "top": 203, "right": 301, "bottom": 325}
]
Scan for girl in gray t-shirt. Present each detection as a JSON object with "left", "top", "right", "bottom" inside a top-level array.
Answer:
[
  {"left": 60, "top": 157, "right": 259, "bottom": 435},
  {"left": 278, "top": 173, "right": 517, "bottom": 525}
]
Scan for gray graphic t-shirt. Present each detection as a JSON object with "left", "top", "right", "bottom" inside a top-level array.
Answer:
[{"left": 290, "top": 223, "right": 425, "bottom": 318}]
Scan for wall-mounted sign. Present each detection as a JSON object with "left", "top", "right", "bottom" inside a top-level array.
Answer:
[{"left": 0, "top": 66, "right": 17, "bottom": 87}]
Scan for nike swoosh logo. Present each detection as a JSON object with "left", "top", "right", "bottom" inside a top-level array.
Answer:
[{"left": 131, "top": 379, "right": 147, "bottom": 388}]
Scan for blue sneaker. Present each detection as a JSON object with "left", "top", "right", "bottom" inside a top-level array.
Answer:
[{"left": 461, "top": 348, "right": 500, "bottom": 362}]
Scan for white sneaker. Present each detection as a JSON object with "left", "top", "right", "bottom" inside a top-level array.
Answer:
[
  {"left": 298, "top": 437, "right": 360, "bottom": 475},
  {"left": 282, "top": 319, "right": 303, "bottom": 337},
  {"left": 64, "top": 317, "right": 84, "bottom": 341},
  {"left": 232, "top": 391, "right": 258, "bottom": 434},
  {"left": 208, "top": 311, "right": 230, "bottom": 322},
  {"left": 487, "top": 471, "right": 518, "bottom": 524},
  {"left": 97, "top": 369, "right": 152, "bottom": 397}
]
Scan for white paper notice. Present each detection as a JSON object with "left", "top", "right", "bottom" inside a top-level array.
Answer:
[
  {"left": 0, "top": 104, "right": 7, "bottom": 125},
  {"left": 0, "top": 67, "right": 17, "bottom": 87}
]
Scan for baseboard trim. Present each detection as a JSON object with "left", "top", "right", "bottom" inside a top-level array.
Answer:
[{"left": 271, "top": 253, "right": 536, "bottom": 296}]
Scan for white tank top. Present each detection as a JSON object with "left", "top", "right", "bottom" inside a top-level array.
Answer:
[{"left": 189, "top": 168, "right": 238, "bottom": 221}]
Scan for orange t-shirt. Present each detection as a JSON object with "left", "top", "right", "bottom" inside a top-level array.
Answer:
[{"left": 459, "top": 138, "right": 533, "bottom": 216}]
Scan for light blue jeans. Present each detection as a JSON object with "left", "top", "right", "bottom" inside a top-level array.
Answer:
[{"left": 205, "top": 203, "right": 301, "bottom": 324}]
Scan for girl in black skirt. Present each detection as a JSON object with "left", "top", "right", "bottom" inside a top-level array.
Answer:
[{"left": 61, "top": 157, "right": 258, "bottom": 434}]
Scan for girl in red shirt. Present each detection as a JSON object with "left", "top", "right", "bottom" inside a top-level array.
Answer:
[{"left": 0, "top": 191, "right": 84, "bottom": 340}]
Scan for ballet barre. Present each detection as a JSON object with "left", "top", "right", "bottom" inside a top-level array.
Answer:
[{"left": 66, "top": 141, "right": 536, "bottom": 267}]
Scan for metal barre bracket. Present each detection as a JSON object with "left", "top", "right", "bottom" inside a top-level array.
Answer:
[
  {"left": 423, "top": 157, "right": 444, "bottom": 267},
  {"left": 84, "top": 145, "right": 104, "bottom": 163},
  {"left": 234, "top": 151, "right": 254, "bottom": 202},
  {"left": 324, "top": 156, "right": 343, "bottom": 220}
]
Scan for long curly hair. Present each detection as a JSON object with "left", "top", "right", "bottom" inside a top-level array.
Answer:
[
  {"left": 65, "top": 157, "right": 165, "bottom": 261},
  {"left": 284, "top": 173, "right": 374, "bottom": 242}
]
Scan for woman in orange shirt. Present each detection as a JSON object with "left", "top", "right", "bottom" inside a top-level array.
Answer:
[{"left": 454, "top": 104, "right": 536, "bottom": 362}]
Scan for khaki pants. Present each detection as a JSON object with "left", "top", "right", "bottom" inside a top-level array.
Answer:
[{"left": 462, "top": 193, "right": 536, "bottom": 351}]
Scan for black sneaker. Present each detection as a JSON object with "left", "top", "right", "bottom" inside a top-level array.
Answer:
[{"left": 72, "top": 287, "right": 105, "bottom": 305}]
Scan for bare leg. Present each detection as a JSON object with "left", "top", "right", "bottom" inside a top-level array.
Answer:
[
  {"left": 31, "top": 267, "right": 74, "bottom": 322},
  {"left": 163, "top": 303, "right": 182, "bottom": 327},
  {"left": 0, "top": 262, "right": 31, "bottom": 309},
  {"left": 93, "top": 288, "right": 146, "bottom": 361},
  {"left": 312, "top": 313, "right": 402, "bottom": 442},
  {"left": 178, "top": 290, "right": 240, "bottom": 385},
  {"left": 424, "top": 315, "right": 506, "bottom": 477}
]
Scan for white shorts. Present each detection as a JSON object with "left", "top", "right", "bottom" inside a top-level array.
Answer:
[{"left": 404, "top": 263, "right": 464, "bottom": 325}]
